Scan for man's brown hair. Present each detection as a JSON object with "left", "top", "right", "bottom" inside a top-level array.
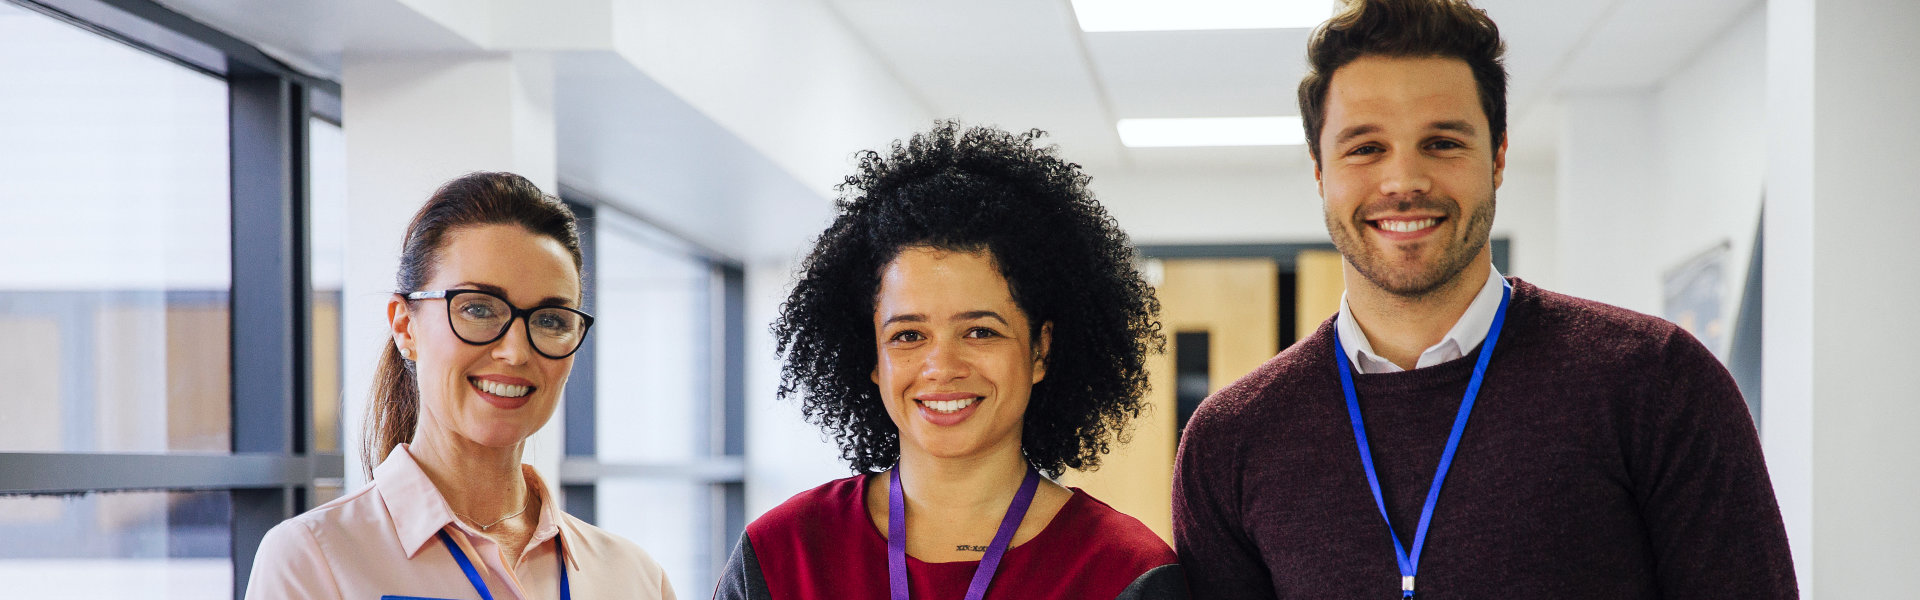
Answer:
[{"left": 1298, "top": 0, "right": 1508, "bottom": 165}]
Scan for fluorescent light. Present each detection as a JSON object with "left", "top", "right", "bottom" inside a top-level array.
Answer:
[
  {"left": 1071, "top": 0, "right": 1334, "bottom": 32},
  {"left": 1117, "top": 117, "right": 1305, "bottom": 147}
]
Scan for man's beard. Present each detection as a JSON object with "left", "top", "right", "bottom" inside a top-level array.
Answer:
[{"left": 1326, "top": 192, "right": 1495, "bottom": 300}]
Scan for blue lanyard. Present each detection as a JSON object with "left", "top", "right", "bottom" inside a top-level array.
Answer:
[
  {"left": 436, "top": 529, "right": 571, "bottom": 600},
  {"left": 1333, "top": 283, "right": 1510, "bottom": 599}
]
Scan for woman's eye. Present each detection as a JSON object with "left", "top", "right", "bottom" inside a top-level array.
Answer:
[
  {"left": 462, "top": 304, "right": 495, "bottom": 319},
  {"left": 890, "top": 330, "right": 923, "bottom": 343},
  {"left": 966, "top": 327, "right": 1000, "bottom": 339}
]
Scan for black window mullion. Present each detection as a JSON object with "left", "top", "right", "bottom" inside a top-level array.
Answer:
[
  {"left": 562, "top": 200, "right": 599, "bottom": 523},
  {"left": 717, "top": 265, "right": 747, "bottom": 568},
  {"left": 228, "top": 72, "right": 310, "bottom": 600}
]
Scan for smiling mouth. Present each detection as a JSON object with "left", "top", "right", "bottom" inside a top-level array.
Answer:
[
  {"left": 1369, "top": 216, "right": 1444, "bottom": 234},
  {"left": 471, "top": 378, "right": 533, "bottom": 398},
  {"left": 918, "top": 397, "right": 979, "bottom": 414}
]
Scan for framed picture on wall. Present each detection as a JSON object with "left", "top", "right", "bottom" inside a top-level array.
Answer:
[{"left": 1662, "top": 241, "right": 1732, "bottom": 361}]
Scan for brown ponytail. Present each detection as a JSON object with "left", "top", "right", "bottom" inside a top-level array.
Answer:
[
  {"left": 361, "top": 343, "right": 421, "bottom": 476},
  {"left": 360, "top": 172, "right": 583, "bottom": 478}
]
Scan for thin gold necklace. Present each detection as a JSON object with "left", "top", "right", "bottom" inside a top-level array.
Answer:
[{"left": 457, "top": 500, "right": 529, "bottom": 531}]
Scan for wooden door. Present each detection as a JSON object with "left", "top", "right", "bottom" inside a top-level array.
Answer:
[{"left": 1061, "top": 258, "right": 1280, "bottom": 543}]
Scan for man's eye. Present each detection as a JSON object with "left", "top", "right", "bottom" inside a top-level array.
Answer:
[
  {"left": 1429, "top": 139, "right": 1464, "bottom": 150},
  {"left": 1348, "top": 145, "right": 1382, "bottom": 156}
]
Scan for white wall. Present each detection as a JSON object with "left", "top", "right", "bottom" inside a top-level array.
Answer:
[
  {"left": 1492, "top": 158, "right": 1559, "bottom": 286},
  {"left": 1767, "top": 0, "right": 1920, "bottom": 596},
  {"left": 743, "top": 255, "right": 851, "bottom": 515},
  {"left": 1094, "top": 156, "right": 1558, "bottom": 286},
  {"left": 607, "top": 0, "right": 934, "bottom": 197},
  {"left": 340, "top": 53, "right": 564, "bottom": 487},
  {"left": 1095, "top": 165, "right": 1325, "bottom": 245},
  {"left": 1763, "top": 0, "right": 1816, "bottom": 590},
  {"left": 1556, "top": 91, "right": 1665, "bottom": 312},
  {"left": 1554, "top": 8, "right": 1766, "bottom": 323},
  {"left": 1652, "top": 8, "right": 1767, "bottom": 316}
]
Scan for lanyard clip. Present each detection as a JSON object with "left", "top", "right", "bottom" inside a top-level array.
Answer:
[{"left": 1402, "top": 575, "right": 1416, "bottom": 598}]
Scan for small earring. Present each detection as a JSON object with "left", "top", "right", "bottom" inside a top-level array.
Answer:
[{"left": 399, "top": 347, "right": 413, "bottom": 360}]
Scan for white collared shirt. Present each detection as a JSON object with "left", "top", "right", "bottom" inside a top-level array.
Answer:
[{"left": 1335, "top": 265, "right": 1508, "bottom": 374}]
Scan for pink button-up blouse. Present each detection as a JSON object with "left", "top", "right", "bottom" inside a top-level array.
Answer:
[{"left": 243, "top": 444, "right": 675, "bottom": 599}]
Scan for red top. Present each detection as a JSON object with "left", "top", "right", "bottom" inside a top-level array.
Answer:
[{"left": 744, "top": 474, "right": 1178, "bottom": 600}]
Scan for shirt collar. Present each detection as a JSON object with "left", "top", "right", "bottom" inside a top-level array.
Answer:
[
  {"left": 1336, "top": 264, "right": 1507, "bottom": 374},
  {"left": 373, "top": 443, "right": 574, "bottom": 568}
]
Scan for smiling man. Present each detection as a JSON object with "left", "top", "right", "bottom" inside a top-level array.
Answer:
[{"left": 1170, "top": 0, "right": 1797, "bottom": 598}]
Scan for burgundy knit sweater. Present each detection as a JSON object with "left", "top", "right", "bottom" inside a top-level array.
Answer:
[{"left": 1172, "top": 279, "right": 1796, "bottom": 599}]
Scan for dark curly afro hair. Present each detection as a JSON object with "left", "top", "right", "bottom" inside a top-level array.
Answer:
[{"left": 774, "top": 121, "right": 1164, "bottom": 476}]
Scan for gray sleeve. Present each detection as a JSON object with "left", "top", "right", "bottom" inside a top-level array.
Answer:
[
  {"left": 712, "top": 531, "right": 770, "bottom": 600},
  {"left": 1115, "top": 564, "right": 1189, "bottom": 600}
]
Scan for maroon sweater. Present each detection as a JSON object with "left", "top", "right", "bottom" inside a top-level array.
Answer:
[
  {"left": 717, "top": 474, "right": 1185, "bottom": 600},
  {"left": 1172, "top": 279, "right": 1795, "bottom": 599}
]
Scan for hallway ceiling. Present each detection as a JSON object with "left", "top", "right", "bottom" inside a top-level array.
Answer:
[{"left": 825, "top": 0, "right": 1762, "bottom": 174}]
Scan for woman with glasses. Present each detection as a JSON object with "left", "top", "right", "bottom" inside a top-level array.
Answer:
[
  {"left": 245, "top": 172, "right": 676, "bottom": 599},
  {"left": 715, "top": 123, "right": 1186, "bottom": 600}
]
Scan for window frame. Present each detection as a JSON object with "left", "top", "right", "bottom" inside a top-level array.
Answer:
[
  {"left": 0, "top": 1, "right": 343, "bottom": 597},
  {"left": 556, "top": 191, "right": 748, "bottom": 591}
]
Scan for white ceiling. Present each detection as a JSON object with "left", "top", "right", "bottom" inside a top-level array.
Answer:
[
  {"left": 826, "top": 0, "right": 1763, "bottom": 173},
  {"left": 132, "top": 0, "right": 1762, "bottom": 254},
  {"left": 142, "top": 0, "right": 1763, "bottom": 178}
]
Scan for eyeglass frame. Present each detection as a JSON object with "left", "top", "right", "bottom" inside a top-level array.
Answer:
[{"left": 402, "top": 288, "right": 596, "bottom": 359}]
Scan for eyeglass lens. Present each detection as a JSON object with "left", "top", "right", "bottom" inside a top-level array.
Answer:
[{"left": 447, "top": 292, "right": 587, "bottom": 356}]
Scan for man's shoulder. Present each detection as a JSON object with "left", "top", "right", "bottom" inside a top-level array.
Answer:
[
  {"left": 1510, "top": 278, "right": 1695, "bottom": 361},
  {"left": 1185, "top": 322, "right": 1338, "bottom": 437}
]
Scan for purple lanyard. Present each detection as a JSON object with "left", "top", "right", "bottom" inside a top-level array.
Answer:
[{"left": 888, "top": 465, "right": 1040, "bottom": 600}]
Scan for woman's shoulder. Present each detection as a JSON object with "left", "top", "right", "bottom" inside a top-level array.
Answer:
[
  {"left": 265, "top": 482, "right": 389, "bottom": 543},
  {"left": 749, "top": 474, "right": 869, "bottom": 532},
  {"left": 1049, "top": 489, "right": 1178, "bottom": 565},
  {"left": 244, "top": 485, "right": 391, "bottom": 598},
  {"left": 555, "top": 512, "right": 672, "bottom": 576},
  {"left": 1008, "top": 489, "right": 1186, "bottom": 600},
  {"left": 744, "top": 474, "right": 876, "bottom": 556}
]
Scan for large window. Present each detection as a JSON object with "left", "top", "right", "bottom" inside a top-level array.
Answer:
[
  {"left": 0, "top": 1, "right": 343, "bottom": 597},
  {"left": 559, "top": 199, "right": 747, "bottom": 594},
  {"left": 0, "top": 0, "right": 232, "bottom": 456},
  {"left": 0, "top": 491, "right": 231, "bottom": 595},
  {"left": 309, "top": 116, "right": 347, "bottom": 474}
]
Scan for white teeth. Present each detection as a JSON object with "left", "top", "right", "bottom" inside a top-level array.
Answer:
[
  {"left": 474, "top": 379, "right": 531, "bottom": 398},
  {"left": 922, "top": 397, "right": 977, "bottom": 413},
  {"left": 1378, "top": 218, "right": 1437, "bottom": 233}
]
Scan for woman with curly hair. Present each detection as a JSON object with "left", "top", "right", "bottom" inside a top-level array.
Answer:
[{"left": 714, "top": 123, "right": 1185, "bottom": 600}]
